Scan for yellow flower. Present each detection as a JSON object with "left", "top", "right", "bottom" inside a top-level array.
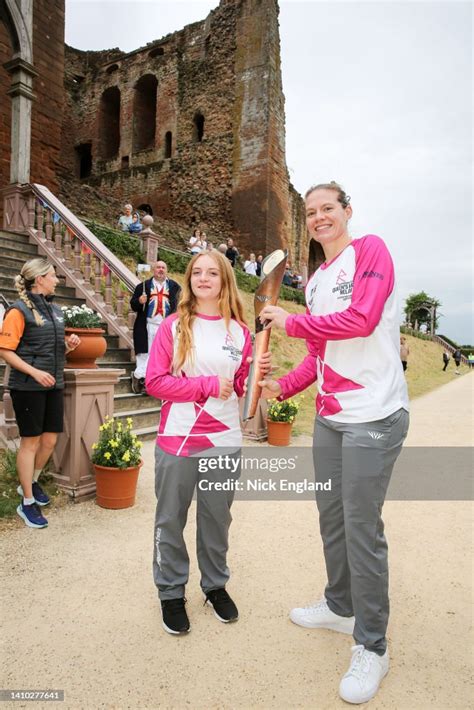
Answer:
[
  {"left": 126, "top": 417, "right": 133, "bottom": 426},
  {"left": 104, "top": 451, "right": 111, "bottom": 460},
  {"left": 117, "top": 422, "right": 122, "bottom": 431},
  {"left": 92, "top": 443, "right": 98, "bottom": 450},
  {"left": 110, "top": 440, "right": 118, "bottom": 448},
  {"left": 122, "top": 450, "right": 131, "bottom": 463}
]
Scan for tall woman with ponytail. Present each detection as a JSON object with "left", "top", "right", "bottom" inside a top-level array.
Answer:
[
  {"left": 258, "top": 182, "right": 409, "bottom": 704},
  {"left": 0, "top": 258, "right": 80, "bottom": 528}
]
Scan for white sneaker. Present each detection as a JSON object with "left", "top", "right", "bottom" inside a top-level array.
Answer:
[
  {"left": 339, "top": 645, "right": 389, "bottom": 704},
  {"left": 289, "top": 598, "right": 355, "bottom": 634}
]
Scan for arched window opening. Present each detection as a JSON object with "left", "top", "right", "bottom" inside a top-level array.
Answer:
[
  {"left": 149, "top": 46, "right": 164, "bottom": 58},
  {"left": 193, "top": 112, "right": 205, "bottom": 143},
  {"left": 74, "top": 143, "right": 92, "bottom": 179},
  {"left": 137, "top": 203, "right": 153, "bottom": 216},
  {"left": 98, "top": 86, "right": 120, "bottom": 159},
  {"left": 106, "top": 63, "right": 119, "bottom": 75},
  {"left": 133, "top": 74, "right": 158, "bottom": 153},
  {"left": 164, "top": 131, "right": 172, "bottom": 158}
]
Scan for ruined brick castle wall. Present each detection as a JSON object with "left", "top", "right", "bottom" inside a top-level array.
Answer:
[
  {"left": 0, "top": 0, "right": 65, "bottom": 197},
  {"left": 60, "top": 0, "right": 308, "bottom": 267}
]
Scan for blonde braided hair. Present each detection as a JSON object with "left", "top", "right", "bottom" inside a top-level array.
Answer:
[{"left": 13, "top": 258, "right": 54, "bottom": 326}]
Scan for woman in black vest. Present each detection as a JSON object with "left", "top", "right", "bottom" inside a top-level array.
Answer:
[{"left": 0, "top": 258, "right": 80, "bottom": 528}]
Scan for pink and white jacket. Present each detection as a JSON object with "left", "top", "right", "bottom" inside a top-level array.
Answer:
[
  {"left": 278, "top": 235, "right": 409, "bottom": 422},
  {"left": 146, "top": 313, "right": 252, "bottom": 456}
]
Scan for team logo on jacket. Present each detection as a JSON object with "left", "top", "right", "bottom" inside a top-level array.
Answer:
[
  {"left": 332, "top": 269, "right": 353, "bottom": 301},
  {"left": 222, "top": 333, "right": 242, "bottom": 362}
]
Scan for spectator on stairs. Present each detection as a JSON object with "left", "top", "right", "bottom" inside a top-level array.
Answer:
[
  {"left": 128, "top": 211, "right": 143, "bottom": 235},
  {"left": 117, "top": 203, "right": 133, "bottom": 232}
]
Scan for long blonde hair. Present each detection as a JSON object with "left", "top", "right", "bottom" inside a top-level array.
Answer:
[
  {"left": 13, "top": 258, "right": 53, "bottom": 326},
  {"left": 173, "top": 250, "right": 247, "bottom": 373}
]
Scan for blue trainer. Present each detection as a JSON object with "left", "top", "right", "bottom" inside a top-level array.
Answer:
[
  {"left": 17, "top": 501, "right": 48, "bottom": 528},
  {"left": 32, "top": 481, "right": 50, "bottom": 506},
  {"left": 17, "top": 482, "right": 50, "bottom": 506}
]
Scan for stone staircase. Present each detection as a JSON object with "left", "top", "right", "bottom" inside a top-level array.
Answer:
[{"left": 0, "top": 229, "right": 159, "bottom": 439}]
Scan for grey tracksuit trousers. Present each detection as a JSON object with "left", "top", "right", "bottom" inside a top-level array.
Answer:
[
  {"left": 313, "top": 408, "right": 409, "bottom": 655},
  {"left": 152, "top": 447, "right": 240, "bottom": 600}
]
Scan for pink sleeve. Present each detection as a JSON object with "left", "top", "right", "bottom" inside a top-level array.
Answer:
[
  {"left": 285, "top": 236, "right": 395, "bottom": 342},
  {"left": 145, "top": 316, "right": 220, "bottom": 402},
  {"left": 276, "top": 337, "right": 319, "bottom": 400},
  {"left": 233, "top": 326, "right": 253, "bottom": 397}
]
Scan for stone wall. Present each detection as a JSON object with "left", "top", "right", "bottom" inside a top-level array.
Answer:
[
  {"left": 0, "top": 0, "right": 64, "bottom": 196},
  {"left": 60, "top": 0, "right": 308, "bottom": 267}
]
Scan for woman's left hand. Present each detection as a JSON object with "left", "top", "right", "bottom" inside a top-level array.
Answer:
[
  {"left": 65, "top": 334, "right": 81, "bottom": 353},
  {"left": 259, "top": 306, "right": 290, "bottom": 330}
]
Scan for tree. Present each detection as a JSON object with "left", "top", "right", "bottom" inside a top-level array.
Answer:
[{"left": 404, "top": 291, "right": 442, "bottom": 333}]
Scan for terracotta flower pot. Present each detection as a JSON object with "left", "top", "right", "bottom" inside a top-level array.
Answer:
[
  {"left": 93, "top": 461, "right": 143, "bottom": 509},
  {"left": 267, "top": 419, "right": 293, "bottom": 446},
  {"left": 65, "top": 327, "right": 107, "bottom": 369}
]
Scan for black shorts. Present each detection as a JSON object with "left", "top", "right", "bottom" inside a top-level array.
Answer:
[{"left": 10, "top": 389, "right": 64, "bottom": 437}]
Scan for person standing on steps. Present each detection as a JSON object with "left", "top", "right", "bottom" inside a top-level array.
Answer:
[
  {"left": 0, "top": 258, "right": 81, "bottom": 529},
  {"left": 130, "top": 261, "right": 180, "bottom": 394},
  {"left": 258, "top": 181, "right": 409, "bottom": 705},
  {"left": 145, "top": 250, "right": 270, "bottom": 636}
]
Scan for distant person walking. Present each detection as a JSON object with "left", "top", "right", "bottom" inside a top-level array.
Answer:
[
  {"left": 442, "top": 350, "right": 450, "bottom": 371},
  {"left": 400, "top": 336, "right": 410, "bottom": 372},
  {"left": 453, "top": 349, "right": 462, "bottom": 374}
]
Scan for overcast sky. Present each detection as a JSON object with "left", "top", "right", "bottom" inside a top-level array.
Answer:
[{"left": 65, "top": 0, "right": 473, "bottom": 343}]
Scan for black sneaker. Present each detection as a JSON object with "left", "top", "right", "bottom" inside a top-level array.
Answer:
[
  {"left": 131, "top": 374, "right": 142, "bottom": 394},
  {"left": 205, "top": 588, "right": 239, "bottom": 623},
  {"left": 161, "top": 597, "right": 190, "bottom": 635},
  {"left": 16, "top": 501, "right": 48, "bottom": 528}
]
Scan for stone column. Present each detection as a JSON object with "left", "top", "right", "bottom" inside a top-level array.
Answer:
[
  {"left": 140, "top": 215, "right": 159, "bottom": 264},
  {"left": 52, "top": 369, "right": 124, "bottom": 502},
  {"left": 3, "top": 57, "right": 37, "bottom": 185}
]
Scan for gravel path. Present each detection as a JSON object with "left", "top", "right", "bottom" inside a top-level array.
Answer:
[{"left": 1, "top": 374, "right": 472, "bottom": 709}]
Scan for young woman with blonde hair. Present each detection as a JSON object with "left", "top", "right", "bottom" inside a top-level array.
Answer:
[
  {"left": 146, "top": 250, "right": 268, "bottom": 635},
  {"left": 0, "top": 258, "right": 80, "bottom": 528}
]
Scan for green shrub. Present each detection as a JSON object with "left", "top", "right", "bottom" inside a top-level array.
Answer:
[
  {"left": 157, "top": 246, "right": 192, "bottom": 273},
  {"left": 85, "top": 220, "right": 144, "bottom": 262}
]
